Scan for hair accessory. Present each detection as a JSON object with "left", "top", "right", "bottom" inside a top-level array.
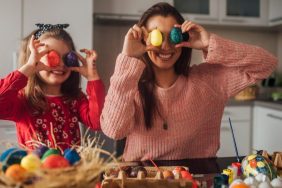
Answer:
[{"left": 34, "top": 23, "right": 69, "bottom": 39}]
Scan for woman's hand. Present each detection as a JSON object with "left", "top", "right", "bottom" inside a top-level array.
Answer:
[
  {"left": 19, "top": 35, "right": 50, "bottom": 77},
  {"left": 122, "top": 24, "right": 159, "bottom": 58},
  {"left": 175, "top": 21, "right": 210, "bottom": 52},
  {"left": 68, "top": 49, "right": 100, "bottom": 81}
]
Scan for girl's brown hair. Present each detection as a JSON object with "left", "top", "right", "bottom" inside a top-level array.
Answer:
[
  {"left": 137, "top": 2, "right": 192, "bottom": 129},
  {"left": 18, "top": 29, "right": 81, "bottom": 115}
]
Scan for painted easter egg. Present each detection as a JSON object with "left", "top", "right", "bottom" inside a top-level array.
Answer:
[
  {"left": 64, "top": 148, "right": 80, "bottom": 165},
  {"left": 0, "top": 148, "right": 17, "bottom": 162},
  {"left": 5, "top": 164, "right": 27, "bottom": 182},
  {"left": 21, "top": 154, "right": 41, "bottom": 172},
  {"left": 41, "top": 148, "right": 60, "bottom": 161},
  {"left": 150, "top": 28, "right": 162, "bottom": 46},
  {"left": 33, "top": 145, "right": 49, "bottom": 158},
  {"left": 1, "top": 149, "right": 27, "bottom": 172},
  {"left": 241, "top": 154, "right": 277, "bottom": 180},
  {"left": 63, "top": 51, "right": 79, "bottom": 67},
  {"left": 170, "top": 27, "right": 183, "bottom": 44},
  {"left": 43, "top": 155, "right": 70, "bottom": 169},
  {"left": 47, "top": 50, "right": 60, "bottom": 67},
  {"left": 129, "top": 166, "right": 147, "bottom": 178},
  {"left": 163, "top": 170, "right": 174, "bottom": 179}
]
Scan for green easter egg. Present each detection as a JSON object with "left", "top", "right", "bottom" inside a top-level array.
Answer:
[
  {"left": 41, "top": 149, "right": 60, "bottom": 161},
  {"left": 170, "top": 27, "right": 183, "bottom": 44}
]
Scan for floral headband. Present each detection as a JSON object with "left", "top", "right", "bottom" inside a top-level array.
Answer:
[{"left": 34, "top": 23, "right": 69, "bottom": 39}]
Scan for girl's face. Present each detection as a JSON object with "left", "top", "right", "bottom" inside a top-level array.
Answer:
[
  {"left": 38, "top": 38, "right": 72, "bottom": 87},
  {"left": 146, "top": 15, "right": 182, "bottom": 71}
]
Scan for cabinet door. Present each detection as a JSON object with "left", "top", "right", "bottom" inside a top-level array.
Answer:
[
  {"left": 218, "top": 106, "right": 251, "bottom": 157},
  {"left": 269, "top": 0, "right": 282, "bottom": 26},
  {"left": 219, "top": 0, "right": 268, "bottom": 26},
  {"left": 218, "top": 121, "right": 251, "bottom": 157},
  {"left": 0, "top": 122, "right": 17, "bottom": 152},
  {"left": 23, "top": 0, "right": 93, "bottom": 90},
  {"left": 94, "top": 0, "right": 173, "bottom": 20},
  {"left": 173, "top": 0, "right": 219, "bottom": 24},
  {"left": 253, "top": 106, "right": 282, "bottom": 153},
  {"left": 0, "top": 0, "right": 22, "bottom": 78}
]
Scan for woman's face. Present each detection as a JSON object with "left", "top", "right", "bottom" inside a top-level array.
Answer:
[
  {"left": 146, "top": 15, "right": 182, "bottom": 71},
  {"left": 38, "top": 38, "right": 72, "bottom": 86}
]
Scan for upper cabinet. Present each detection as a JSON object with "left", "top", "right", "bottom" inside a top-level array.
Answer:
[
  {"left": 174, "top": 0, "right": 268, "bottom": 26},
  {"left": 269, "top": 0, "right": 282, "bottom": 26},
  {"left": 173, "top": 0, "right": 219, "bottom": 25},
  {"left": 94, "top": 0, "right": 173, "bottom": 20},
  {"left": 219, "top": 0, "right": 268, "bottom": 26}
]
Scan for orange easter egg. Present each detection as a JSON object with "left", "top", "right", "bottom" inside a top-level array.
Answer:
[{"left": 5, "top": 164, "right": 27, "bottom": 182}]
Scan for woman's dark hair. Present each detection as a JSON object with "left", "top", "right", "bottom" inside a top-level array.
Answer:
[
  {"left": 18, "top": 29, "right": 81, "bottom": 115},
  {"left": 137, "top": 2, "right": 192, "bottom": 129}
]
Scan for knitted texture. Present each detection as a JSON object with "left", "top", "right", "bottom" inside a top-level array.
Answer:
[{"left": 101, "top": 34, "right": 277, "bottom": 161}]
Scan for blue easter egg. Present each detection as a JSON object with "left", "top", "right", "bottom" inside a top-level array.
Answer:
[
  {"left": 33, "top": 145, "right": 49, "bottom": 158},
  {"left": 64, "top": 149, "right": 80, "bottom": 165},
  {"left": 1, "top": 149, "right": 27, "bottom": 172},
  {"left": 0, "top": 148, "right": 17, "bottom": 162}
]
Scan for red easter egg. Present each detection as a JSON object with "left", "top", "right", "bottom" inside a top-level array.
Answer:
[
  {"left": 43, "top": 155, "right": 69, "bottom": 169},
  {"left": 250, "top": 159, "right": 257, "bottom": 168},
  {"left": 47, "top": 50, "right": 60, "bottom": 67},
  {"left": 181, "top": 170, "right": 193, "bottom": 180}
]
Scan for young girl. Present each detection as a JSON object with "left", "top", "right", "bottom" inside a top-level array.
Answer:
[
  {"left": 0, "top": 24, "right": 105, "bottom": 151},
  {"left": 101, "top": 3, "right": 278, "bottom": 161}
]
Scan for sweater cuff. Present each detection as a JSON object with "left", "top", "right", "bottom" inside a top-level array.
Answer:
[
  {"left": 202, "top": 33, "right": 221, "bottom": 64},
  {"left": 115, "top": 53, "right": 146, "bottom": 80},
  {"left": 86, "top": 79, "right": 105, "bottom": 96}
]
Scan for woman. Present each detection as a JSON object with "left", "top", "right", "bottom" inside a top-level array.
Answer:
[{"left": 101, "top": 3, "right": 277, "bottom": 161}]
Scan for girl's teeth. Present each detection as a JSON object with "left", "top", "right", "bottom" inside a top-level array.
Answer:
[{"left": 52, "top": 71, "right": 64, "bottom": 75}]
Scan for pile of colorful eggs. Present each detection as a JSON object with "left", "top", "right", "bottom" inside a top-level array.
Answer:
[
  {"left": 0, "top": 146, "right": 81, "bottom": 182},
  {"left": 214, "top": 154, "right": 281, "bottom": 188}
]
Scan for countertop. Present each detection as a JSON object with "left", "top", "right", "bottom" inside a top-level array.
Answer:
[{"left": 227, "top": 99, "right": 282, "bottom": 111}]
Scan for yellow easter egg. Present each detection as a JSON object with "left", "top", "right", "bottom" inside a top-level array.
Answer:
[
  {"left": 150, "top": 29, "right": 162, "bottom": 46},
  {"left": 21, "top": 154, "right": 41, "bottom": 172},
  {"left": 5, "top": 164, "right": 27, "bottom": 182}
]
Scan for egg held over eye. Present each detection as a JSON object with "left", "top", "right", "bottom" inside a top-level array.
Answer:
[
  {"left": 150, "top": 28, "right": 163, "bottom": 47},
  {"left": 47, "top": 50, "right": 60, "bottom": 67}
]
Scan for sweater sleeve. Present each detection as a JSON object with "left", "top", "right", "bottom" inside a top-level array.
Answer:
[
  {"left": 0, "top": 70, "right": 28, "bottom": 121},
  {"left": 78, "top": 79, "right": 105, "bottom": 131},
  {"left": 202, "top": 34, "right": 278, "bottom": 99},
  {"left": 101, "top": 53, "right": 145, "bottom": 140}
]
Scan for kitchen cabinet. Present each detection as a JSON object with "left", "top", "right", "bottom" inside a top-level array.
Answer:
[
  {"left": 0, "top": 0, "right": 22, "bottom": 78},
  {"left": 219, "top": 0, "right": 268, "bottom": 26},
  {"left": 173, "top": 0, "right": 219, "bottom": 25},
  {"left": 253, "top": 106, "right": 282, "bottom": 153},
  {"left": 0, "top": 122, "right": 17, "bottom": 152},
  {"left": 217, "top": 106, "right": 252, "bottom": 157},
  {"left": 94, "top": 0, "right": 173, "bottom": 20},
  {"left": 269, "top": 0, "right": 282, "bottom": 26}
]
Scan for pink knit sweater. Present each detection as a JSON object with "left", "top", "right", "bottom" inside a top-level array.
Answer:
[{"left": 101, "top": 34, "right": 277, "bottom": 161}]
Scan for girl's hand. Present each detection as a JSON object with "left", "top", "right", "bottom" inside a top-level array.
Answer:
[
  {"left": 175, "top": 21, "right": 210, "bottom": 53},
  {"left": 19, "top": 35, "right": 50, "bottom": 77},
  {"left": 122, "top": 24, "right": 159, "bottom": 58},
  {"left": 68, "top": 49, "right": 100, "bottom": 81}
]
